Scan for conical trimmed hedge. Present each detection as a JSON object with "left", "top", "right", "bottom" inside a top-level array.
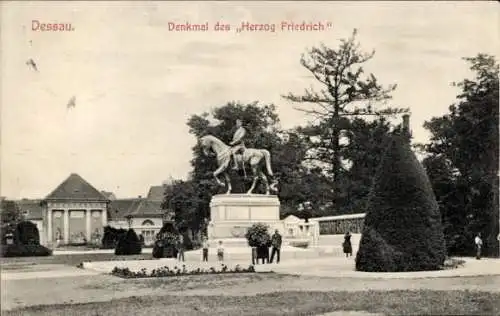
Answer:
[{"left": 355, "top": 135, "right": 446, "bottom": 272}]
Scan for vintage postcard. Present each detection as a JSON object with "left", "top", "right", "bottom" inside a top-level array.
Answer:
[{"left": 1, "top": 1, "right": 499, "bottom": 315}]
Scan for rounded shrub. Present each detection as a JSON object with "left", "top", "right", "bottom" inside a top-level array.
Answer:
[
  {"left": 152, "top": 223, "right": 180, "bottom": 258},
  {"left": 245, "top": 223, "right": 271, "bottom": 247},
  {"left": 152, "top": 239, "right": 164, "bottom": 258},
  {"left": 152, "top": 232, "right": 179, "bottom": 258},
  {"left": 114, "top": 229, "right": 142, "bottom": 255},
  {"left": 355, "top": 135, "right": 446, "bottom": 272},
  {"left": 158, "top": 222, "right": 179, "bottom": 236},
  {"left": 101, "top": 226, "right": 127, "bottom": 249},
  {"left": 15, "top": 221, "right": 40, "bottom": 245}
]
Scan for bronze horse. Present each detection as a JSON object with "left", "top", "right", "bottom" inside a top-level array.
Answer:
[{"left": 199, "top": 135, "right": 278, "bottom": 195}]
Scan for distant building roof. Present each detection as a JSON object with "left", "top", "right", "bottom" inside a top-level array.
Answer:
[
  {"left": 108, "top": 198, "right": 167, "bottom": 220},
  {"left": 127, "top": 199, "right": 164, "bottom": 217},
  {"left": 146, "top": 185, "right": 166, "bottom": 202},
  {"left": 45, "top": 173, "right": 108, "bottom": 202},
  {"left": 107, "top": 199, "right": 142, "bottom": 221},
  {"left": 100, "top": 191, "right": 116, "bottom": 200}
]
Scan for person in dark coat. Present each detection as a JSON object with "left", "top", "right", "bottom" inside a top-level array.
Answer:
[
  {"left": 270, "top": 229, "right": 282, "bottom": 263},
  {"left": 257, "top": 242, "right": 269, "bottom": 264},
  {"left": 343, "top": 231, "right": 352, "bottom": 257}
]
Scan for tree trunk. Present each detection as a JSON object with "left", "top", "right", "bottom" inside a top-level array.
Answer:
[{"left": 331, "top": 100, "right": 341, "bottom": 206}]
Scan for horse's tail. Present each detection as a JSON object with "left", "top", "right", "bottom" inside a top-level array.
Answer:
[{"left": 263, "top": 149, "right": 273, "bottom": 177}]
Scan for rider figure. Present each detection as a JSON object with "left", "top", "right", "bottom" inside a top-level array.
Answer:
[{"left": 230, "top": 119, "right": 247, "bottom": 170}]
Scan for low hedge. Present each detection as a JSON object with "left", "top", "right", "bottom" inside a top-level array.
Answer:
[
  {"left": 1, "top": 243, "right": 52, "bottom": 257},
  {"left": 289, "top": 241, "right": 309, "bottom": 248},
  {"left": 101, "top": 226, "right": 128, "bottom": 249},
  {"left": 111, "top": 264, "right": 256, "bottom": 279}
]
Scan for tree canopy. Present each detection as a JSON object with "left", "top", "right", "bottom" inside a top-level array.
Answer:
[
  {"left": 421, "top": 54, "right": 499, "bottom": 256},
  {"left": 283, "top": 29, "right": 409, "bottom": 206}
]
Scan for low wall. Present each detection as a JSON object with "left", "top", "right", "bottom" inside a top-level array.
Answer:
[{"left": 318, "top": 234, "right": 361, "bottom": 247}]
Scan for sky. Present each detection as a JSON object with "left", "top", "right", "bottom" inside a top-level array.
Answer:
[{"left": 1, "top": 1, "right": 499, "bottom": 200}]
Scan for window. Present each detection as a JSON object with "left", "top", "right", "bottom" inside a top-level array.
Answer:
[{"left": 142, "top": 220, "right": 154, "bottom": 226}]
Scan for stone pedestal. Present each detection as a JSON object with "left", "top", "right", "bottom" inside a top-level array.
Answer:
[{"left": 207, "top": 194, "right": 283, "bottom": 241}]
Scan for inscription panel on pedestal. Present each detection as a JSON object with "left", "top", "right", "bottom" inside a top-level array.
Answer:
[
  {"left": 249, "top": 207, "right": 280, "bottom": 220},
  {"left": 225, "top": 206, "right": 251, "bottom": 220}
]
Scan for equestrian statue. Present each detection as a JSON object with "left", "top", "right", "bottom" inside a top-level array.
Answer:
[{"left": 199, "top": 119, "right": 278, "bottom": 195}]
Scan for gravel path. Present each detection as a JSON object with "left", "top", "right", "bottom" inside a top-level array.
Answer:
[
  {"left": 2, "top": 267, "right": 499, "bottom": 311},
  {"left": 2, "top": 256, "right": 499, "bottom": 312}
]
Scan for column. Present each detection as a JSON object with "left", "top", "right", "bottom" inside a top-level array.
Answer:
[
  {"left": 63, "top": 209, "right": 69, "bottom": 244},
  {"left": 86, "top": 209, "right": 91, "bottom": 241},
  {"left": 101, "top": 208, "right": 107, "bottom": 228},
  {"left": 47, "top": 209, "right": 52, "bottom": 245}
]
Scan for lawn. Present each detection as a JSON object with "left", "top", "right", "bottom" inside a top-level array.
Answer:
[
  {"left": 4, "top": 290, "right": 499, "bottom": 316},
  {"left": 0, "top": 253, "right": 154, "bottom": 267}
]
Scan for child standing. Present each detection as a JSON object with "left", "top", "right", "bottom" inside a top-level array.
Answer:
[
  {"left": 177, "top": 234, "right": 185, "bottom": 262},
  {"left": 217, "top": 240, "right": 224, "bottom": 262},
  {"left": 202, "top": 237, "right": 209, "bottom": 262}
]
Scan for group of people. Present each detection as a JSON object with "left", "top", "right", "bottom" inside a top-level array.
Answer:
[
  {"left": 193, "top": 230, "right": 284, "bottom": 264},
  {"left": 251, "top": 229, "right": 283, "bottom": 265},
  {"left": 173, "top": 235, "right": 225, "bottom": 262},
  {"left": 176, "top": 230, "right": 491, "bottom": 263},
  {"left": 200, "top": 237, "right": 225, "bottom": 262}
]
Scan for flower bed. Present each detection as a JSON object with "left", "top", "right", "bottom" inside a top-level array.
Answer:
[{"left": 111, "top": 263, "right": 256, "bottom": 278}]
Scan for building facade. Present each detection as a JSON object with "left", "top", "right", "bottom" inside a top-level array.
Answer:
[
  {"left": 41, "top": 173, "right": 108, "bottom": 245},
  {"left": 7, "top": 173, "right": 170, "bottom": 247}
]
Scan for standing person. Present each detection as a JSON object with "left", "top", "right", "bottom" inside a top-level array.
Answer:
[
  {"left": 229, "top": 119, "right": 247, "bottom": 170},
  {"left": 343, "top": 232, "right": 352, "bottom": 257},
  {"left": 202, "top": 236, "right": 209, "bottom": 262},
  {"left": 251, "top": 246, "right": 258, "bottom": 265},
  {"left": 217, "top": 240, "right": 224, "bottom": 262},
  {"left": 177, "top": 234, "right": 185, "bottom": 262},
  {"left": 474, "top": 233, "right": 483, "bottom": 260},
  {"left": 257, "top": 242, "right": 269, "bottom": 264},
  {"left": 270, "top": 229, "right": 282, "bottom": 264}
]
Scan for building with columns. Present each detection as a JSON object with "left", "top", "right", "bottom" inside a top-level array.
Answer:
[
  {"left": 41, "top": 173, "right": 109, "bottom": 245},
  {"left": 4, "top": 173, "right": 170, "bottom": 247}
]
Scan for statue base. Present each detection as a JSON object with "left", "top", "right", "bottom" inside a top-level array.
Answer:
[{"left": 207, "top": 194, "right": 283, "bottom": 241}]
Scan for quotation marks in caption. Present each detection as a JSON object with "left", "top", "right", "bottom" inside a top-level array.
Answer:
[{"left": 167, "top": 21, "right": 334, "bottom": 33}]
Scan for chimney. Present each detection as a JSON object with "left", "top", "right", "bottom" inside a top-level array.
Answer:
[{"left": 402, "top": 114, "right": 411, "bottom": 139}]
